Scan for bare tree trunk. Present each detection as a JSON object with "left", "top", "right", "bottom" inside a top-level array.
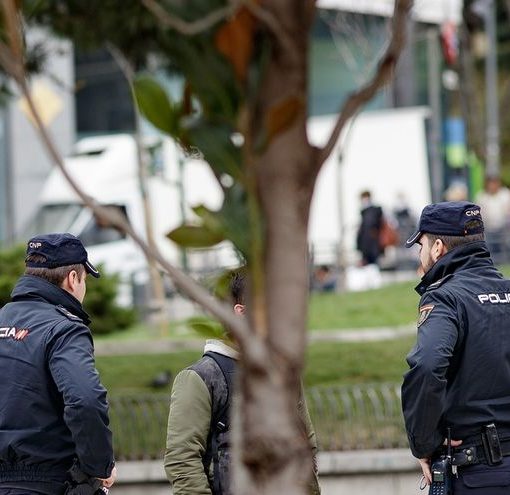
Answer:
[{"left": 232, "top": 3, "right": 317, "bottom": 493}]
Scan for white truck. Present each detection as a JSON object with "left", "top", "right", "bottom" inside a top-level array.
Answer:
[
  {"left": 24, "top": 133, "right": 237, "bottom": 303},
  {"left": 308, "top": 106, "right": 431, "bottom": 266}
]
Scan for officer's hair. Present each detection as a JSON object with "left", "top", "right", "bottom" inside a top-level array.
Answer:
[
  {"left": 25, "top": 254, "right": 86, "bottom": 287},
  {"left": 425, "top": 232, "right": 485, "bottom": 251}
]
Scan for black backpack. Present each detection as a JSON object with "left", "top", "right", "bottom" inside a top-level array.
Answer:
[{"left": 202, "top": 351, "right": 236, "bottom": 495}]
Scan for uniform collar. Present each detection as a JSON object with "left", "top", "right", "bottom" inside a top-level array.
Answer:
[
  {"left": 11, "top": 275, "right": 91, "bottom": 325},
  {"left": 415, "top": 241, "right": 495, "bottom": 296}
]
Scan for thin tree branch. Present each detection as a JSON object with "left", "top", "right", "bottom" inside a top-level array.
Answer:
[
  {"left": 105, "top": 42, "right": 135, "bottom": 81},
  {"left": 106, "top": 42, "right": 168, "bottom": 316},
  {"left": 3, "top": 0, "right": 23, "bottom": 61},
  {"left": 0, "top": 3, "right": 265, "bottom": 363},
  {"left": 458, "top": 24, "right": 486, "bottom": 162},
  {"left": 141, "top": 0, "right": 238, "bottom": 35},
  {"left": 315, "top": 0, "right": 413, "bottom": 168},
  {"left": 142, "top": 0, "right": 298, "bottom": 64},
  {"left": 244, "top": 1, "right": 299, "bottom": 65}
]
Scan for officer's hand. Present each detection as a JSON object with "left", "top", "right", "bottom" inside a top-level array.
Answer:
[
  {"left": 418, "top": 458, "right": 432, "bottom": 485},
  {"left": 443, "top": 439, "right": 463, "bottom": 448},
  {"left": 419, "top": 440, "right": 462, "bottom": 485},
  {"left": 98, "top": 466, "right": 117, "bottom": 488}
]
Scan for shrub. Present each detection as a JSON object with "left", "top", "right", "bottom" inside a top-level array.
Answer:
[
  {"left": 0, "top": 244, "right": 137, "bottom": 335},
  {"left": 84, "top": 269, "right": 137, "bottom": 335},
  {"left": 0, "top": 245, "right": 26, "bottom": 307}
]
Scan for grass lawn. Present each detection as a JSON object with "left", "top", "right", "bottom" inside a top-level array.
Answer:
[
  {"left": 95, "top": 279, "right": 422, "bottom": 343},
  {"left": 96, "top": 337, "right": 415, "bottom": 396},
  {"left": 308, "top": 280, "right": 419, "bottom": 330},
  {"left": 96, "top": 264, "right": 510, "bottom": 342},
  {"left": 303, "top": 337, "right": 414, "bottom": 388}
]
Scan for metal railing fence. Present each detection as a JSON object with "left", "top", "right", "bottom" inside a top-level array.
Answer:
[{"left": 108, "top": 383, "right": 407, "bottom": 461}]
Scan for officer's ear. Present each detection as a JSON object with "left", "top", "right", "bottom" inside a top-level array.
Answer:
[
  {"left": 62, "top": 269, "right": 83, "bottom": 292},
  {"left": 431, "top": 238, "right": 448, "bottom": 262}
]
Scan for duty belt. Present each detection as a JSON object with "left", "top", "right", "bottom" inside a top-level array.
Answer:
[{"left": 452, "top": 439, "right": 510, "bottom": 467}]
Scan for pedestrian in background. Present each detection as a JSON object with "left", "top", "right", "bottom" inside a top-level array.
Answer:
[
  {"left": 0, "top": 233, "right": 116, "bottom": 495},
  {"left": 356, "top": 190, "right": 383, "bottom": 266},
  {"left": 402, "top": 202, "right": 510, "bottom": 494},
  {"left": 475, "top": 175, "right": 510, "bottom": 262},
  {"left": 164, "top": 269, "right": 320, "bottom": 495}
]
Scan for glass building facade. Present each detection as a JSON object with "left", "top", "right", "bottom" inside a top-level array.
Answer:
[{"left": 73, "top": 10, "right": 434, "bottom": 135}]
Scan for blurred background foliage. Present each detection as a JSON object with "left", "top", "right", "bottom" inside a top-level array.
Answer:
[{"left": 0, "top": 244, "right": 137, "bottom": 334}]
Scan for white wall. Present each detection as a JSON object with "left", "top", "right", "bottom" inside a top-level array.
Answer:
[
  {"left": 308, "top": 107, "right": 431, "bottom": 263},
  {"left": 317, "top": 0, "right": 462, "bottom": 24}
]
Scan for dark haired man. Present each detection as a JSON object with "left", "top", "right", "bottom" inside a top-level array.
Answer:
[
  {"left": 164, "top": 270, "right": 320, "bottom": 494},
  {"left": 402, "top": 202, "right": 510, "bottom": 494},
  {"left": 0, "top": 233, "right": 116, "bottom": 494},
  {"left": 356, "top": 190, "right": 384, "bottom": 265}
]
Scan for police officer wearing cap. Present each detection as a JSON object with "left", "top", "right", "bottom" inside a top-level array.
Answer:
[
  {"left": 402, "top": 201, "right": 510, "bottom": 494},
  {"left": 0, "top": 234, "right": 116, "bottom": 494}
]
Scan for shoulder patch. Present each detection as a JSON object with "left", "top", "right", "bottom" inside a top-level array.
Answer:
[
  {"left": 417, "top": 304, "right": 435, "bottom": 327},
  {"left": 55, "top": 305, "right": 83, "bottom": 322},
  {"left": 427, "top": 274, "right": 453, "bottom": 291}
]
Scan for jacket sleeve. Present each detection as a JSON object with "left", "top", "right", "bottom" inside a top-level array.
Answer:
[
  {"left": 401, "top": 289, "right": 460, "bottom": 458},
  {"left": 164, "top": 369, "right": 212, "bottom": 495},
  {"left": 298, "top": 385, "right": 321, "bottom": 495},
  {"left": 47, "top": 321, "right": 114, "bottom": 478}
]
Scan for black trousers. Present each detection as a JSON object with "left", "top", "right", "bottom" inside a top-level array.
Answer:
[
  {"left": 0, "top": 482, "right": 66, "bottom": 495},
  {"left": 0, "top": 491, "right": 47, "bottom": 495},
  {"left": 453, "top": 456, "right": 510, "bottom": 493}
]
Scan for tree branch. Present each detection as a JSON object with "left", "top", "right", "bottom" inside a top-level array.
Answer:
[
  {"left": 315, "top": 0, "right": 413, "bottom": 168},
  {"left": 142, "top": 0, "right": 298, "bottom": 64},
  {"left": 141, "top": 0, "right": 238, "bottom": 35}
]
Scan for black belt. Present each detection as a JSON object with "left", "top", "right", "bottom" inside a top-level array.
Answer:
[{"left": 452, "top": 439, "right": 510, "bottom": 467}]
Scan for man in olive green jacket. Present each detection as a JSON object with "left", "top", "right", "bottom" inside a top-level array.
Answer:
[{"left": 164, "top": 271, "right": 320, "bottom": 494}]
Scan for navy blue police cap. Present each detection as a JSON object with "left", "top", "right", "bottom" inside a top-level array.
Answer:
[
  {"left": 25, "top": 233, "right": 100, "bottom": 278},
  {"left": 405, "top": 201, "right": 484, "bottom": 248}
]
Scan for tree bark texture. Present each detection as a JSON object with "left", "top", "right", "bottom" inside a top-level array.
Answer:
[{"left": 233, "top": 2, "right": 317, "bottom": 493}]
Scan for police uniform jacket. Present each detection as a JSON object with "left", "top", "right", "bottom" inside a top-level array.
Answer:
[
  {"left": 0, "top": 275, "right": 114, "bottom": 485},
  {"left": 402, "top": 241, "right": 510, "bottom": 459}
]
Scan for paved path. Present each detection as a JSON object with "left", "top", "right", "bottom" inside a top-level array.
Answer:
[{"left": 95, "top": 324, "right": 416, "bottom": 356}]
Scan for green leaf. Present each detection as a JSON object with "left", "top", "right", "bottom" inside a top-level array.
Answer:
[
  {"left": 218, "top": 184, "right": 251, "bottom": 260},
  {"left": 167, "top": 225, "right": 225, "bottom": 248},
  {"left": 266, "top": 95, "right": 305, "bottom": 141},
  {"left": 186, "top": 119, "right": 242, "bottom": 179},
  {"left": 133, "top": 75, "right": 179, "bottom": 136},
  {"left": 169, "top": 37, "right": 240, "bottom": 121},
  {"left": 212, "top": 269, "right": 236, "bottom": 301},
  {"left": 187, "top": 316, "right": 226, "bottom": 340},
  {"left": 192, "top": 204, "right": 224, "bottom": 233}
]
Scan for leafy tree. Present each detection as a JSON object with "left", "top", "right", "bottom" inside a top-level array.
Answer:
[
  {"left": 0, "top": 1, "right": 412, "bottom": 492},
  {"left": 0, "top": 245, "right": 25, "bottom": 307}
]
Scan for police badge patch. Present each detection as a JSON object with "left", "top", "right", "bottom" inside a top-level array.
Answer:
[{"left": 417, "top": 304, "right": 435, "bottom": 327}]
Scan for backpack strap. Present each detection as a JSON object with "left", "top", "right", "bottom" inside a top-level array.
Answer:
[
  {"left": 204, "top": 351, "right": 236, "bottom": 495},
  {"left": 204, "top": 351, "right": 236, "bottom": 431}
]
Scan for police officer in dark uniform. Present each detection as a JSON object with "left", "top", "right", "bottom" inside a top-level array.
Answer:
[
  {"left": 0, "top": 234, "right": 116, "bottom": 494},
  {"left": 402, "top": 201, "right": 510, "bottom": 494}
]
